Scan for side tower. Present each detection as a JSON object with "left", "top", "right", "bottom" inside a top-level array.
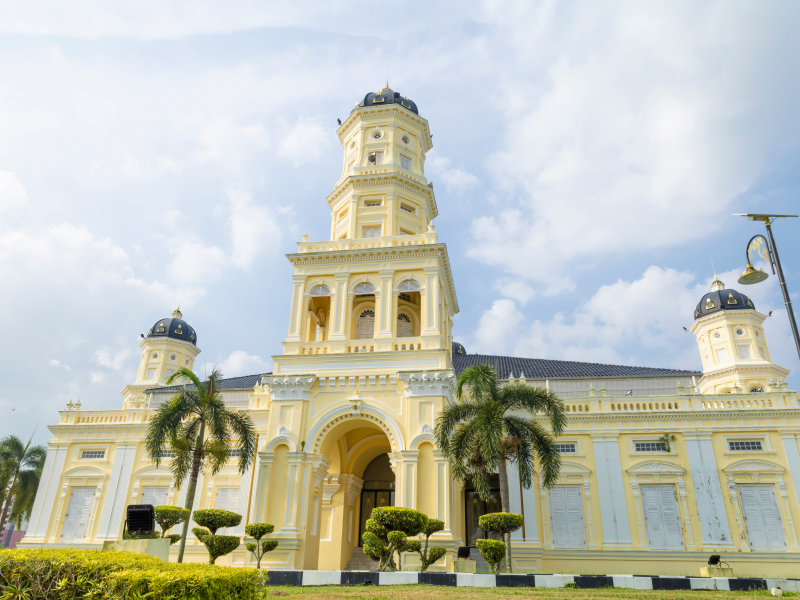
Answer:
[
  {"left": 121, "top": 307, "right": 201, "bottom": 408},
  {"left": 690, "top": 276, "right": 789, "bottom": 393}
]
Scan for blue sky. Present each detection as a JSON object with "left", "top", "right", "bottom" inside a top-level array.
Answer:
[{"left": 2, "top": 1, "right": 800, "bottom": 447}]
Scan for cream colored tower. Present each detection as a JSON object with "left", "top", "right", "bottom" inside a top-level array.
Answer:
[
  {"left": 690, "top": 276, "right": 788, "bottom": 393},
  {"left": 121, "top": 307, "right": 201, "bottom": 408}
]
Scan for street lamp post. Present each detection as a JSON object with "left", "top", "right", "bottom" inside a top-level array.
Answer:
[{"left": 733, "top": 213, "right": 800, "bottom": 361}]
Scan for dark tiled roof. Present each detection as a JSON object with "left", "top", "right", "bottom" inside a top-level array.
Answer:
[
  {"left": 145, "top": 373, "right": 270, "bottom": 394},
  {"left": 452, "top": 352, "right": 699, "bottom": 380}
]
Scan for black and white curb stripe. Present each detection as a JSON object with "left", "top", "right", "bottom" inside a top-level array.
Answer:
[{"left": 265, "top": 571, "right": 799, "bottom": 591}]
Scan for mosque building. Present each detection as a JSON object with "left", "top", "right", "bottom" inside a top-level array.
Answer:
[{"left": 19, "top": 85, "right": 800, "bottom": 576}]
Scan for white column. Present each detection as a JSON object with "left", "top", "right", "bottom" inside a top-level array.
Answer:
[
  {"left": 508, "top": 461, "right": 524, "bottom": 541},
  {"left": 591, "top": 434, "right": 633, "bottom": 547},
  {"left": 328, "top": 274, "right": 350, "bottom": 340},
  {"left": 282, "top": 452, "right": 311, "bottom": 532},
  {"left": 376, "top": 270, "right": 395, "bottom": 338},
  {"left": 422, "top": 267, "right": 440, "bottom": 335},
  {"left": 782, "top": 436, "right": 800, "bottom": 515},
  {"left": 286, "top": 275, "right": 307, "bottom": 340},
  {"left": 389, "top": 451, "right": 419, "bottom": 509},
  {"left": 684, "top": 433, "right": 734, "bottom": 547},
  {"left": 27, "top": 444, "right": 68, "bottom": 541},
  {"left": 521, "top": 478, "right": 538, "bottom": 542},
  {"left": 96, "top": 442, "right": 138, "bottom": 540},
  {"left": 433, "top": 450, "right": 453, "bottom": 534}
]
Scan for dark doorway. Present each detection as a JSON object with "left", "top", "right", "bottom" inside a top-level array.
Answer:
[
  {"left": 357, "top": 453, "right": 395, "bottom": 546},
  {"left": 464, "top": 474, "right": 502, "bottom": 547}
]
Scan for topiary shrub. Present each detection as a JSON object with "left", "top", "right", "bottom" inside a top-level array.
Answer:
[
  {"left": 192, "top": 510, "right": 243, "bottom": 565},
  {"left": 476, "top": 539, "right": 505, "bottom": 574},
  {"left": 405, "top": 518, "right": 447, "bottom": 572},
  {"left": 362, "top": 507, "right": 428, "bottom": 571},
  {"left": 479, "top": 512, "right": 523, "bottom": 573},
  {"left": 192, "top": 509, "right": 242, "bottom": 534},
  {"left": 244, "top": 523, "right": 278, "bottom": 569},
  {"left": 154, "top": 506, "right": 190, "bottom": 539},
  {"left": 193, "top": 526, "right": 211, "bottom": 542},
  {"left": 167, "top": 534, "right": 182, "bottom": 545}
]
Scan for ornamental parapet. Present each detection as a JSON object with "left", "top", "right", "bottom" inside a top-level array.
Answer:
[{"left": 261, "top": 375, "right": 317, "bottom": 402}]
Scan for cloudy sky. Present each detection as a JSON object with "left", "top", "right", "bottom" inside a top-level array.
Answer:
[{"left": 2, "top": 1, "right": 800, "bottom": 447}]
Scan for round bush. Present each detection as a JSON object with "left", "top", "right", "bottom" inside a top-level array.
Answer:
[
  {"left": 154, "top": 506, "right": 190, "bottom": 534},
  {"left": 244, "top": 523, "right": 274, "bottom": 540},
  {"left": 370, "top": 507, "right": 427, "bottom": 536},
  {"left": 192, "top": 509, "right": 242, "bottom": 534},
  {"left": 203, "top": 535, "right": 241, "bottom": 565},
  {"left": 476, "top": 539, "right": 506, "bottom": 574},
  {"left": 478, "top": 512, "right": 524, "bottom": 535}
]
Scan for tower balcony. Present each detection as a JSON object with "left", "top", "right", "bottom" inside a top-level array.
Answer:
[
  {"left": 283, "top": 336, "right": 439, "bottom": 356},
  {"left": 297, "top": 231, "right": 437, "bottom": 254}
]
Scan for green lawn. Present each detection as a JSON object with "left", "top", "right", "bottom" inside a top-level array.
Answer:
[{"left": 265, "top": 584, "right": 790, "bottom": 600}]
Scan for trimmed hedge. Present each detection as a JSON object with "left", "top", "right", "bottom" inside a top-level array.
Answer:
[
  {"left": 193, "top": 509, "right": 242, "bottom": 535},
  {"left": 244, "top": 523, "right": 278, "bottom": 569},
  {"left": 0, "top": 548, "right": 268, "bottom": 600},
  {"left": 476, "top": 539, "right": 505, "bottom": 574},
  {"left": 478, "top": 512, "right": 523, "bottom": 535}
]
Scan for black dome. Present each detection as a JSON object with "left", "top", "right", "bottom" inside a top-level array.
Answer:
[
  {"left": 147, "top": 308, "right": 197, "bottom": 345},
  {"left": 452, "top": 341, "right": 467, "bottom": 355},
  {"left": 694, "top": 283, "right": 755, "bottom": 320},
  {"left": 356, "top": 85, "right": 419, "bottom": 115}
]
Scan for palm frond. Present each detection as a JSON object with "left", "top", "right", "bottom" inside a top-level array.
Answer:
[
  {"left": 145, "top": 394, "right": 195, "bottom": 466},
  {"left": 434, "top": 401, "right": 481, "bottom": 453},
  {"left": 500, "top": 384, "right": 567, "bottom": 436},
  {"left": 455, "top": 364, "right": 498, "bottom": 403},
  {"left": 224, "top": 410, "right": 258, "bottom": 475}
]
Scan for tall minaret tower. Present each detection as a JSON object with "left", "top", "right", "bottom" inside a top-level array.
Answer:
[
  {"left": 690, "top": 275, "right": 789, "bottom": 393},
  {"left": 277, "top": 83, "right": 458, "bottom": 360}
]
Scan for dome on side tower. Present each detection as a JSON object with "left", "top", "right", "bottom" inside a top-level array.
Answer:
[
  {"left": 147, "top": 306, "right": 197, "bottom": 346},
  {"left": 355, "top": 83, "right": 419, "bottom": 114},
  {"left": 694, "top": 276, "right": 755, "bottom": 320}
]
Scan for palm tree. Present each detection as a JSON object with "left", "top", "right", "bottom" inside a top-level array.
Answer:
[
  {"left": 146, "top": 367, "right": 257, "bottom": 563},
  {"left": 434, "top": 364, "right": 566, "bottom": 572},
  {"left": 0, "top": 433, "right": 47, "bottom": 543}
]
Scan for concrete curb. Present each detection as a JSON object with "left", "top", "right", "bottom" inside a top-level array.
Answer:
[{"left": 265, "top": 570, "right": 800, "bottom": 590}]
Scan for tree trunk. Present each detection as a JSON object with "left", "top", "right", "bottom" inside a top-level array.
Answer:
[
  {"left": 177, "top": 420, "right": 205, "bottom": 564},
  {"left": 0, "top": 468, "right": 20, "bottom": 540},
  {"left": 497, "top": 455, "right": 512, "bottom": 573}
]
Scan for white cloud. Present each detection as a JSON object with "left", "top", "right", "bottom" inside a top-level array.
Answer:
[
  {"left": 470, "top": 263, "right": 796, "bottom": 373},
  {"left": 49, "top": 359, "right": 72, "bottom": 371},
  {"left": 426, "top": 150, "right": 479, "bottom": 194},
  {"left": 494, "top": 278, "right": 536, "bottom": 306},
  {"left": 468, "top": 1, "right": 800, "bottom": 293},
  {"left": 189, "top": 112, "right": 268, "bottom": 167},
  {"left": 91, "top": 372, "right": 105, "bottom": 384},
  {"left": 168, "top": 240, "right": 227, "bottom": 284},
  {"left": 279, "top": 116, "right": 332, "bottom": 166},
  {"left": 218, "top": 350, "right": 271, "bottom": 378},
  {"left": 95, "top": 347, "right": 133, "bottom": 371},
  {"left": 0, "top": 171, "right": 28, "bottom": 213},
  {"left": 471, "top": 298, "right": 525, "bottom": 356},
  {"left": 228, "top": 188, "right": 282, "bottom": 269}
]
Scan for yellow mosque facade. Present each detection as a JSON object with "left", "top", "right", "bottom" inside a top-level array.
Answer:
[{"left": 19, "top": 87, "right": 800, "bottom": 577}]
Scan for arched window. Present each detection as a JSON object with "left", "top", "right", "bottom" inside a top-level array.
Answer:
[
  {"left": 354, "top": 282, "right": 375, "bottom": 295},
  {"left": 309, "top": 285, "right": 331, "bottom": 296},
  {"left": 357, "top": 309, "right": 375, "bottom": 339},
  {"left": 397, "top": 313, "right": 413, "bottom": 338},
  {"left": 398, "top": 279, "right": 420, "bottom": 292}
]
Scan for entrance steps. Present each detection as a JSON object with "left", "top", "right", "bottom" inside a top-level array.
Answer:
[
  {"left": 470, "top": 549, "right": 505, "bottom": 574},
  {"left": 344, "top": 547, "right": 380, "bottom": 571}
]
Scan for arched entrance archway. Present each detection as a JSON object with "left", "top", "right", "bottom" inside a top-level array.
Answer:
[{"left": 357, "top": 453, "right": 395, "bottom": 546}]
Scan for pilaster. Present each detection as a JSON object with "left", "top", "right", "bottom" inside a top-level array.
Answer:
[{"left": 96, "top": 442, "right": 138, "bottom": 540}]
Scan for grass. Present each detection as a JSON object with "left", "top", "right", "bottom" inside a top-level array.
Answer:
[{"left": 264, "top": 584, "right": 792, "bottom": 600}]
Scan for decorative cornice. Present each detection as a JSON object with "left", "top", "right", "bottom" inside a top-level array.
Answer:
[
  {"left": 261, "top": 375, "right": 317, "bottom": 402},
  {"left": 397, "top": 371, "right": 455, "bottom": 402}
]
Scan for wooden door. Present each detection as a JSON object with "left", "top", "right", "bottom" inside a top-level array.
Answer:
[
  {"left": 357, "top": 310, "right": 375, "bottom": 339},
  {"left": 640, "top": 485, "right": 684, "bottom": 550},
  {"left": 739, "top": 485, "right": 787, "bottom": 552},
  {"left": 548, "top": 486, "right": 586, "bottom": 549},
  {"left": 60, "top": 487, "right": 94, "bottom": 542}
]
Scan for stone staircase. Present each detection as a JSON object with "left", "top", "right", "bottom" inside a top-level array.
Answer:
[
  {"left": 468, "top": 548, "right": 505, "bottom": 574},
  {"left": 344, "top": 547, "right": 380, "bottom": 571}
]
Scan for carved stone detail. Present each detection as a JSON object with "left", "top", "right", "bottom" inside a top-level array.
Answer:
[
  {"left": 397, "top": 371, "right": 455, "bottom": 401},
  {"left": 261, "top": 376, "right": 316, "bottom": 401}
]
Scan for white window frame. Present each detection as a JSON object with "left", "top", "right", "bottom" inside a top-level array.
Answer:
[
  {"left": 77, "top": 446, "right": 108, "bottom": 461},
  {"left": 364, "top": 200, "right": 382, "bottom": 208},
  {"left": 728, "top": 440, "right": 764, "bottom": 452},
  {"left": 399, "top": 155, "right": 412, "bottom": 170},
  {"left": 400, "top": 202, "right": 416, "bottom": 215},
  {"left": 633, "top": 441, "right": 669, "bottom": 453},
  {"left": 628, "top": 437, "right": 676, "bottom": 456},
  {"left": 554, "top": 443, "right": 578, "bottom": 454},
  {"left": 723, "top": 434, "right": 772, "bottom": 457}
]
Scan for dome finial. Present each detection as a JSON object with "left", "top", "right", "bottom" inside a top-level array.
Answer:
[
  {"left": 710, "top": 258, "right": 724, "bottom": 291},
  {"left": 172, "top": 304, "right": 183, "bottom": 319}
]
